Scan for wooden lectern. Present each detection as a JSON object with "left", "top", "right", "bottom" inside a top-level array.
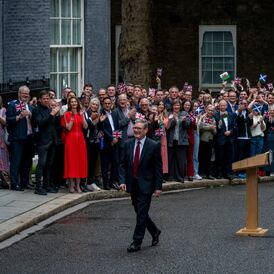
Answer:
[{"left": 232, "top": 151, "right": 272, "bottom": 236}]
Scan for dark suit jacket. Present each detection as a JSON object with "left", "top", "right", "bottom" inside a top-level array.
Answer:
[
  {"left": 235, "top": 111, "right": 251, "bottom": 138},
  {"left": 214, "top": 112, "right": 236, "bottom": 145},
  {"left": 99, "top": 110, "right": 119, "bottom": 148},
  {"left": 6, "top": 100, "right": 33, "bottom": 142},
  {"left": 119, "top": 137, "right": 163, "bottom": 194},
  {"left": 112, "top": 106, "right": 131, "bottom": 144},
  {"left": 226, "top": 102, "right": 238, "bottom": 114},
  {"left": 32, "top": 104, "right": 57, "bottom": 146}
]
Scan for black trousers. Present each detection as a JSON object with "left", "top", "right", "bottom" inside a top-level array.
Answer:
[
  {"left": 35, "top": 141, "right": 56, "bottom": 189},
  {"left": 236, "top": 139, "right": 250, "bottom": 161},
  {"left": 9, "top": 137, "right": 34, "bottom": 188},
  {"left": 100, "top": 145, "right": 119, "bottom": 187},
  {"left": 168, "top": 141, "right": 187, "bottom": 181},
  {"left": 215, "top": 143, "right": 234, "bottom": 177},
  {"left": 199, "top": 140, "right": 213, "bottom": 177},
  {"left": 131, "top": 180, "right": 158, "bottom": 245},
  {"left": 53, "top": 143, "right": 65, "bottom": 187},
  {"left": 86, "top": 141, "right": 100, "bottom": 184}
]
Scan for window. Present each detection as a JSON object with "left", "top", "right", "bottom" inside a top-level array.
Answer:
[
  {"left": 50, "top": 0, "right": 84, "bottom": 97},
  {"left": 199, "top": 25, "right": 236, "bottom": 88}
]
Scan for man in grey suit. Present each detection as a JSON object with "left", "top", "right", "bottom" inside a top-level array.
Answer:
[{"left": 120, "top": 119, "right": 163, "bottom": 252}]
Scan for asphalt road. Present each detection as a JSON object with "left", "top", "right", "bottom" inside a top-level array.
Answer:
[{"left": 1, "top": 184, "right": 274, "bottom": 274}]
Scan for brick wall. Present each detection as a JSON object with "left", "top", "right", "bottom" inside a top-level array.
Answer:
[
  {"left": 85, "top": 0, "right": 111, "bottom": 91},
  {"left": 0, "top": 0, "right": 3, "bottom": 82},
  {"left": 114, "top": 0, "right": 274, "bottom": 91},
  {"left": 151, "top": 0, "right": 274, "bottom": 91},
  {"left": 3, "top": 0, "right": 50, "bottom": 83},
  {"left": 111, "top": 0, "right": 122, "bottom": 84}
]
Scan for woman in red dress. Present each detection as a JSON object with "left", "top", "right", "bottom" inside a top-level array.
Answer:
[{"left": 62, "top": 97, "right": 88, "bottom": 193}]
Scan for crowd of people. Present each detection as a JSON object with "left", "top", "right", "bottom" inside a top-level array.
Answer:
[{"left": 0, "top": 76, "right": 274, "bottom": 195}]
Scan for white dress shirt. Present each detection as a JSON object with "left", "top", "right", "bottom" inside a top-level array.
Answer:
[
  {"left": 105, "top": 111, "right": 115, "bottom": 131},
  {"left": 133, "top": 137, "right": 146, "bottom": 158}
]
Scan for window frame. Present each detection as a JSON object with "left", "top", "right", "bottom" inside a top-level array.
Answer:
[
  {"left": 50, "top": 0, "right": 84, "bottom": 98},
  {"left": 199, "top": 25, "right": 237, "bottom": 89}
]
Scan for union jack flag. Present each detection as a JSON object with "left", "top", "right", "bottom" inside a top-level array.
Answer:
[
  {"left": 135, "top": 113, "right": 145, "bottom": 120},
  {"left": 188, "top": 113, "right": 196, "bottom": 123},
  {"left": 15, "top": 102, "right": 26, "bottom": 112},
  {"left": 112, "top": 130, "right": 122, "bottom": 139},
  {"left": 234, "top": 77, "right": 241, "bottom": 85},
  {"left": 186, "top": 85, "right": 192, "bottom": 92},
  {"left": 267, "top": 83, "right": 273, "bottom": 90},
  {"left": 204, "top": 117, "right": 214, "bottom": 124},
  {"left": 157, "top": 68, "right": 162, "bottom": 77},
  {"left": 117, "top": 83, "right": 127, "bottom": 94},
  {"left": 155, "top": 128, "right": 165, "bottom": 137},
  {"left": 183, "top": 82, "right": 189, "bottom": 91}
]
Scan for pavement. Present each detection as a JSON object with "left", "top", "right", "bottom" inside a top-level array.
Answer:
[
  {"left": 0, "top": 176, "right": 273, "bottom": 243},
  {"left": 2, "top": 183, "right": 274, "bottom": 274}
]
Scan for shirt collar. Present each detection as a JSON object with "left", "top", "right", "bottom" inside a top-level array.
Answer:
[{"left": 135, "top": 136, "right": 146, "bottom": 146}]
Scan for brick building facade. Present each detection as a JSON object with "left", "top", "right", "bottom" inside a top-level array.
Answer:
[
  {"left": 1, "top": 0, "right": 273, "bottom": 102},
  {"left": 0, "top": 0, "right": 111, "bottom": 102},
  {"left": 116, "top": 0, "right": 274, "bottom": 92}
]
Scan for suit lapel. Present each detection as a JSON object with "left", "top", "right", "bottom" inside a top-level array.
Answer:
[
  {"left": 139, "top": 138, "right": 148, "bottom": 165},
  {"left": 129, "top": 139, "right": 134, "bottom": 167}
]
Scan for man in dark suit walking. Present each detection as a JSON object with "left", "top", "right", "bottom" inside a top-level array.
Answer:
[{"left": 120, "top": 119, "right": 163, "bottom": 252}]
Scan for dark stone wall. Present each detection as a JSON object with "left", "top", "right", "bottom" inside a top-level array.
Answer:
[
  {"left": 111, "top": 0, "right": 122, "bottom": 84},
  {"left": 116, "top": 0, "right": 274, "bottom": 91},
  {"left": 85, "top": 0, "right": 111, "bottom": 91},
  {"left": 152, "top": 0, "right": 274, "bottom": 91},
  {"left": 0, "top": 0, "right": 3, "bottom": 82},
  {"left": 2, "top": 0, "right": 50, "bottom": 83}
]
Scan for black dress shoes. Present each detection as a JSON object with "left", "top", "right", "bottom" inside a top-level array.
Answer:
[
  {"left": 152, "top": 230, "right": 161, "bottom": 246},
  {"left": 45, "top": 186, "right": 58, "bottom": 193},
  {"left": 111, "top": 182, "right": 120, "bottom": 191},
  {"left": 103, "top": 184, "right": 111, "bottom": 191},
  {"left": 10, "top": 185, "right": 24, "bottom": 191},
  {"left": 127, "top": 242, "right": 141, "bottom": 253},
  {"left": 34, "top": 188, "right": 47, "bottom": 195}
]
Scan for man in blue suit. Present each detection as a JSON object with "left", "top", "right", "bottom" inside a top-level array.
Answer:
[
  {"left": 6, "top": 85, "right": 34, "bottom": 191},
  {"left": 120, "top": 119, "right": 163, "bottom": 252},
  {"left": 214, "top": 99, "right": 237, "bottom": 179}
]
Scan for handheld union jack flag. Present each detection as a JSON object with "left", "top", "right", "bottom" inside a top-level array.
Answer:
[
  {"left": 264, "top": 111, "right": 269, "bottom": 118},
  {"left": 157, "top": 68, "right": 162, "bottom": 77},
  {"left": 186, "top": 85, "right": 192, "bottom": 92},
  {"left": 112, "top": 130, "right": 122, "bottom": 139},
  {"left": 204, "top": 117, "right": 213, "bottom": 124},
  {"left": 183, "top": 82, "right": 189, "bottom": 91},
  {"left": 234, "top": 77, "right": 241, "bottom": 85},
  {"left": 188, "top": 113, "right": 196, "bottom": 123},
  {"left": 155, "top": 128, "right": 165, "bottom": 137},
  {"left": 136, "top": 113, "right": 145, "bottom": 120},
  {"left": 267, "top": 83, "right": 273, "bottom": 91},
  {"left": 15, "top": 102, "right": 26, "bottom": 112}
]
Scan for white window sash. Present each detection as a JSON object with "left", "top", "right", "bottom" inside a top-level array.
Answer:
[{"left": 199, "top": 25, "right": 237, "bottom": 89}]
